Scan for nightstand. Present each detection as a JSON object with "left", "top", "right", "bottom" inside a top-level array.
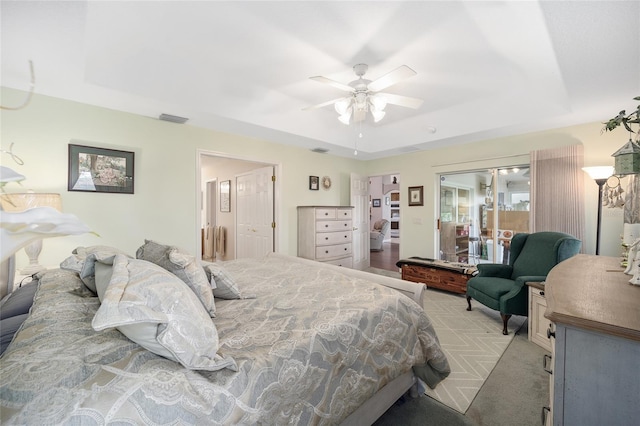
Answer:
[{"left": 527, "top": 281, "right": 551, "bottom": 352}]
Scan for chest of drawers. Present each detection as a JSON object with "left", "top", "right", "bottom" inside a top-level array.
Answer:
[
  {"left": 544, "top": 255, "right": 640, "bottom": 426},
  {"left": 297, "top": 206, "right": 353, "bottom": 268}
]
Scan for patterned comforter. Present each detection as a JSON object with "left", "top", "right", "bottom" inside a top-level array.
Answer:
[{"left": 0, "top": 253, "right": 449, "bottom": 425}]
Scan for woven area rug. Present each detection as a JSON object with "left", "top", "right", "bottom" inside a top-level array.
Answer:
[
  {"left": 422, "top": 288, "right": 525, "bottom": 413},
  {"left": 364, "top": 267, "right": 526, "bottom": 414}
]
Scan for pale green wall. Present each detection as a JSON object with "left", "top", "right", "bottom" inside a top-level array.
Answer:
[
  {"left": 365, "top": 122, "right": 627, "bottom": 260},
  {"left": 1, "top": 87, "right": 627, "bottom": 270},
  {"left": 1, "top": 88, "right": 365, "bottom": 269}
]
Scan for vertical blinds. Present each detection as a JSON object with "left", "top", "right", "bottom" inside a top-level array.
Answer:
[{"left": 530, "top": 144, "right": 585, "bottom": 249}]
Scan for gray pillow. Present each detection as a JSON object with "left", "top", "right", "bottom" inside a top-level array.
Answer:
[
  {"left": 204, "top": 263, "right": 255, "bottom": 300},
  {"left": 60, "top": 246, "right": 131, "bottom": 293},
  {"left": 92, "top": 255, "right": 236, "bottom": 372},
  {"left": 136, "top": 240, "right": 215, "bottom": 317},
  {"left": 0, "top": 281, "right": 38, "bottom": 320},
  {"left": 1, "top": 313, "right": 29, "bottom": 355}
]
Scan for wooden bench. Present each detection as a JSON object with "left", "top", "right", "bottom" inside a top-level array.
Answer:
[{"left": 397, "top": 257, "right": 477, "bottom": 295}]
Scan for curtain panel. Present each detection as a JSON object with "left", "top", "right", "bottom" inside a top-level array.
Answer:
[{"left": 530, "top": 145, "right": 585, "bottom": 249}]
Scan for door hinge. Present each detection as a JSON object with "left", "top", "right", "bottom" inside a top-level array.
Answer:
[
  {"left": 272, "top": 222, "right": 276, "bottom": 228},
  {"left": 271, "top": 175, "right": 276, "bottom": 182}
]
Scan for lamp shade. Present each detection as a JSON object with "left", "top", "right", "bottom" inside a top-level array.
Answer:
[
  {"left": 582, "top": 166, "right": 614, "bottom": 180},
  {"left": 334, "top": 98, "right": 351, "bottom": 115},
  {"left": 0, "top": 193, "right": 62, "bottom": 212},
  {"left": 371, "top": 109, "right": 386, "bottom": 123},
  {"left": 338, "top": 109, "right": 352, "bottom": 125},
  {"left": 369, "top": 95, "right": 387, "bottom": 111}
]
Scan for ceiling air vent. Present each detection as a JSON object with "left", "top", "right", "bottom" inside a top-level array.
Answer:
[
  {"left": 311, "top": 148, "right": 329, "bottom": 154},
  {"left": 159, "top": 113, "right": 189, "bottom": 124}
]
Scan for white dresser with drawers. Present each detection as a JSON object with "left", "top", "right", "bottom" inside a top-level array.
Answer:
[{"left": 297, "top": 206, "right": 354, "bottom": 268}]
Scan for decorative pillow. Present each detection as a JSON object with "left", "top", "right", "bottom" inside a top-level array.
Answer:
[
  {"left": 1, "top": 313, "right": 29, "bottom": 355},
  {"left": 0, "top": 281, "right": 38, "bottom": 320},
  {"left": 94, "top": 261, "right": 115, "bottom": 301},
  {"left": 92, "top": 255, "right": 237, "bottom": 372},
  {"left": 60, "top": 245, "right": 131, "bottom": 293},
  {"left": 204, "top": 263, "right": 255, "bottom": 300},
  {"left": 136, "top": 240, "right": 215, "bottom": 316}
]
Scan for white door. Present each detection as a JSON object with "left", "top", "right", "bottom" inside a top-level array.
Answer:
[
  {"left": 350, "top": 172, "right": 370, "bottom": 270},
  {"left": 236, "top": 166, "right": 274, "bottom": 258}
]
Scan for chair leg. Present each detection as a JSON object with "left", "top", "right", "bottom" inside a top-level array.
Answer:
[
  {"left": 466, "top": 296, "right": 472, "bottom": 311},
  {"left": 501, "top": 314, "right": 512, "bottom": 335}
]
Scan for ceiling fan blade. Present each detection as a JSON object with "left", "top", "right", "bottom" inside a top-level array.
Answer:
[
  {"left": 302, "top": 97, "right": 347, "bottom": 111},
  {"left": 309, "top": 76, "right": 354, "bottom": 92},
  {"left": 377, "top": 92, "right": 424, "bottom": 109},
  {"left": 367, "top": 65, "right": 417, "bottom": 92}
]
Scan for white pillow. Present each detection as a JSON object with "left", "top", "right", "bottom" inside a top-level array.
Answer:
[
  {"left": 204, "top": 263, "right": 255, "bottom": 300},
  {"left": 92, "top": 255, "right": 237, "bottom": 372},
  {"left": 136, "top": 240, "right": 216, "bottom": 317}
]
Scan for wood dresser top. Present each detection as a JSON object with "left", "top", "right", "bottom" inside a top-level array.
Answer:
[{"left": 544, "top": 254, "right": 640, "bottom": 342}]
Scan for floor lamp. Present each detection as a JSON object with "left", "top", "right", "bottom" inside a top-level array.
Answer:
[
  {"left": 0, "top": 192, "right": 62, "bottom": 274},
  {"left": 582, "top": 166, "right": 614, "bottom": 255}
]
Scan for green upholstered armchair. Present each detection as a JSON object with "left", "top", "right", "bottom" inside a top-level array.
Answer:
[{"left": 466, "top": 232, "right": 581, "bottom": 335}]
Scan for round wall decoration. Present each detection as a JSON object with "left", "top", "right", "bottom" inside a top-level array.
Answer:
[{"left": 321, "top": 176, "right": 332, "bottom": 190}]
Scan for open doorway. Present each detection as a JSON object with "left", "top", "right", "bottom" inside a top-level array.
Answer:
[
  {"left": 369, "top": 173, "right": 400, "bottom": 272},
  {"left": 198, "top": 152, "right": 278, "bottom": 262}
]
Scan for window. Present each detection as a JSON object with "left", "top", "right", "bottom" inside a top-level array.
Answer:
[{"left": 439, "top": 166, "right": 529, "bottom": 264}]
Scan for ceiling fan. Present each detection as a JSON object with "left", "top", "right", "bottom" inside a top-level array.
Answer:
[{"left": 304, "top": 63, "right": 424, "bottom": 124}]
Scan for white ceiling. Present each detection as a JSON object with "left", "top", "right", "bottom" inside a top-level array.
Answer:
[{"left": 2, "top": 1, "right": 639, "bottom": 160}]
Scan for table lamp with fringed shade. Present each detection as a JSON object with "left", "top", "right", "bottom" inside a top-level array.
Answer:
[{"left": 0, "top": 192, "right": 62, "bottom": 274}]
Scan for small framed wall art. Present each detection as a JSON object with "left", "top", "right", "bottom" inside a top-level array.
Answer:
[
  {"left": 68, "top": 144, "right": 134, "bottom": 194},
  {"left": 408, "top": 186, "right": 424, "bottom": 206},
  {"left": 372, "top": 198, "right": 381, "bottom": 207},
  {"left": 309, "top": 176, "right": 319, "bottom": 190}
]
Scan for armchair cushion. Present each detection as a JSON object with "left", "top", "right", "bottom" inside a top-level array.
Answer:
[{"left": 476, "top": 263, "right": 512, "bottom": 279}]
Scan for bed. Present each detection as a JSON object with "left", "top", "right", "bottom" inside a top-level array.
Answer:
[{"left": 0, "top": 246, "right": 450, "bottom": 425}]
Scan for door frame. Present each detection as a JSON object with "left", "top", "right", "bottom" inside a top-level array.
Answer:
[{"left": 196, "top": 149, "right": 281, "bottom": 260}]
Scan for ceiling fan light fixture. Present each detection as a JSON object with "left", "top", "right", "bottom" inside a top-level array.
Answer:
[
  {"left": 338, "top": 109, "right": 352, "bottom": 125},
  {"left": 371, "top": 109, "right": 386, "bottom": 123},
  {"left": 370, "top": 95, "right": 387, "bottom": 111},
  {"left": 334, "top": 98, "right": 351, "bottom": 115},
  {"left": 354, "top": 92, "right": 368, "bottom": 111},
  {"left": 307, "top": 63, "right": 422, "bottom": 126}
]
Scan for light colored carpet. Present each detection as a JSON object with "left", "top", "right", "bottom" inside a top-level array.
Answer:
[
  {"left": 422, "top": 289, "right": 525, "bottom": 413},
  {"left": 364, "top": 267, "right": 526, "bottom": 414}
]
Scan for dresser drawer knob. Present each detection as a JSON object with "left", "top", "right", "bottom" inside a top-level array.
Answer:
[
  {"left": 325, "top": 224, "right": 329, "bottom": 228},
  {"left": 325, "top": 237, "right": 329, "bottom": 240}
]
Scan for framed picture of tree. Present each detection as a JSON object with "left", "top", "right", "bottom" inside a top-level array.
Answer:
[{"left": 68, "top": 144, "right": 134, "bottom": 194}]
